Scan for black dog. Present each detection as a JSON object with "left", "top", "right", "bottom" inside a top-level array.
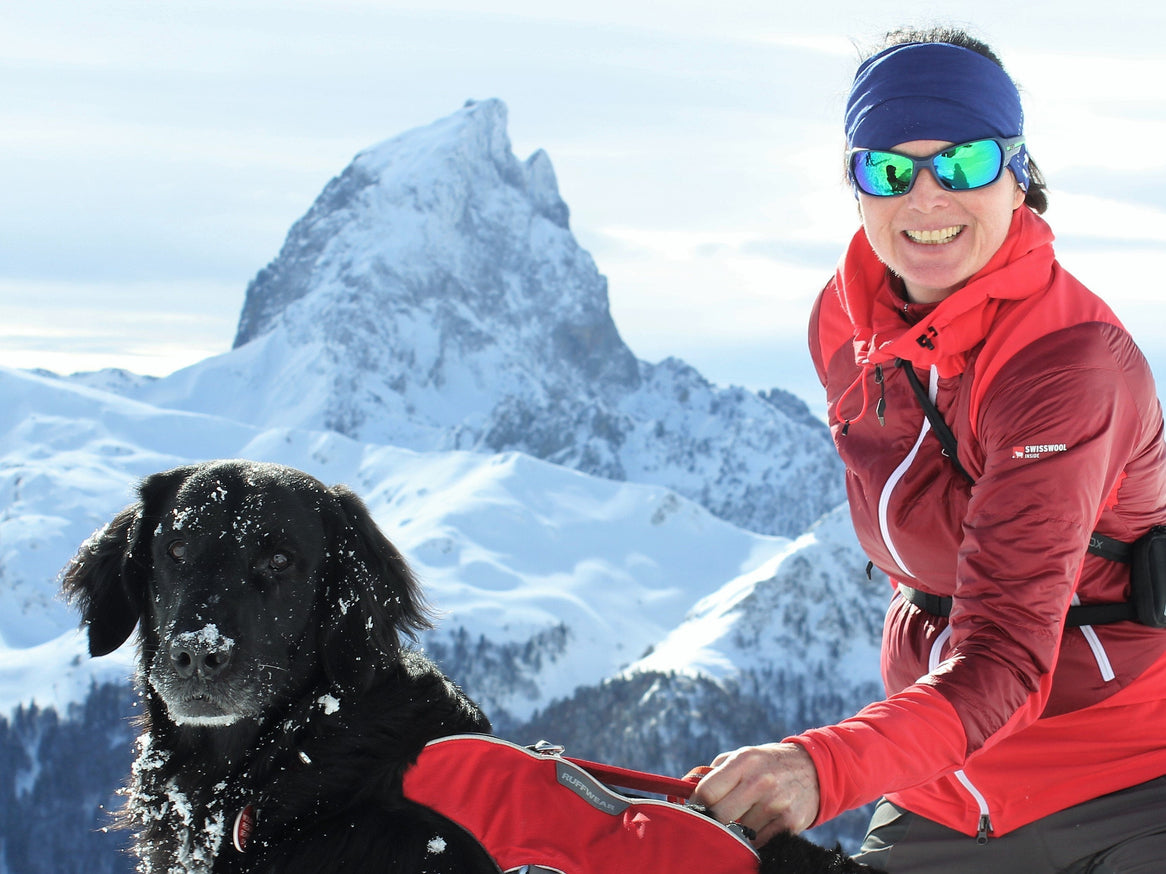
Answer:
[
  {"left": 64, "top": 459, "right": 878, "bottom": 874},
  {"left": 63, "top": 460, "right": 498, "bottom": 873}
]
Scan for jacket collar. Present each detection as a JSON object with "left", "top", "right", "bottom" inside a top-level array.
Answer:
[{"left": 834, "top": 207, "right": 1057, "bottom": 377}]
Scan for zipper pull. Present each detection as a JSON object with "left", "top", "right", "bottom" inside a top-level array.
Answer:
[
  {"left": 976, "top": 814, "right": 992, "bottom": 844},
  {"left": 873, "top": 365, "right": 886, "bottom": 426}
]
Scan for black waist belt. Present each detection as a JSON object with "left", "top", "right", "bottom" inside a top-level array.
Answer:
[{"left": 897, "top": 584, "right": 1137, "bottom": 627}]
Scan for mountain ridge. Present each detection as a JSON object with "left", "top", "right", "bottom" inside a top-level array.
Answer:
[{"left": 110, "top": 98, "right": 842, "bottom": 538}]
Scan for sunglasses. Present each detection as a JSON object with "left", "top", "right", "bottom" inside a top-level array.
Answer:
[{"left": 847, "top": 136, "right": 1025, "bottom": 197}]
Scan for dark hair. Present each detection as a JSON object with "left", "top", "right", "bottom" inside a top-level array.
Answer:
[{"left": 855, "top": 26, "right": 1049, "bottom": 214}]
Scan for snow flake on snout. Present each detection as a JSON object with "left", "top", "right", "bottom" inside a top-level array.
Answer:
[
  {"left": 172, "top": 624, "right": 235, "bottom": 652},
  {"left": 427, "top": 836, "right": 447, "bottom": 854}
]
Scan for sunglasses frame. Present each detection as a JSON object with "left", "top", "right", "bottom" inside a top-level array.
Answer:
[{"left": 847, "top": 135, "right": 1026, "bottom": 197}]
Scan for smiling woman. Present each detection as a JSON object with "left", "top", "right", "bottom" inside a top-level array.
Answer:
[
  {"left": 842, "top": 35, "right": 1041, "bottom": 305},
  {"left": 692, "top": 24, "right": 1166, "bottom": 874},
  {"left": 855, "top": 137, "right": 1027, "bottom": 303}
]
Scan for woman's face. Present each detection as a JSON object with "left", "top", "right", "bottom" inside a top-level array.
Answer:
[{"left": 858, "top": 139, "right": 1027, "bottom": 304}]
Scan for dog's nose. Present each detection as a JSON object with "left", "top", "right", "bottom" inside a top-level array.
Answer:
[{"left": 170, "top": 639, "right": 234, "bottom": 680}]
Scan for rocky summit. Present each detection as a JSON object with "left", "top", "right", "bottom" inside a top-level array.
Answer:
[{"left": 133, "top": 99, "right": 843, "bottom": 537}]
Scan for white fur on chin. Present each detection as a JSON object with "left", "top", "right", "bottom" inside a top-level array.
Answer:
[{"left": 169, "top": 711, "right": 245, "bottom": 728}]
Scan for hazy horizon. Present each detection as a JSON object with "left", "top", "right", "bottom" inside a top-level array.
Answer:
[{"left": 4, "top": 0, "right": 1165, "bottom": 414}]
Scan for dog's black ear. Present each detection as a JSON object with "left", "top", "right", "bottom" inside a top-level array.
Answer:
[
  {"left": 60, "top": 465, "right": 199, "bottom": 657},
  {"left": 61, "top": 503, "right": 145, "bottom": 657},
  {"left": 319, "top": 485, "right": 434, "bottom": 686}
]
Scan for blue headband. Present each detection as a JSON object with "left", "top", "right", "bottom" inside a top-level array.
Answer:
[{"left": 845, "top": 42, "right": 1029, "bottom": 189}]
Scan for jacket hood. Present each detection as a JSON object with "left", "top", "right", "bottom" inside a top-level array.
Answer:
[{"left": 834, "top": 206, "right": 1057, "bottom": 377}]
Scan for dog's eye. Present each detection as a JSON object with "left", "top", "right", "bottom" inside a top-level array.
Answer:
[
  {"left": 268, "top": 552, "right": 292, "bottom": 573},
  {"left": 167, "top": 541, "right": 187, "bottom": 561}
]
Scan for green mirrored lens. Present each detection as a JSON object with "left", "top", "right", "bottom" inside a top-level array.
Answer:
[
  {"left": 932, "top": 140, "right": 1004, "bottom": 190},
  {"left": 851, "top": 151, "right": 916, "bottom": 196}
]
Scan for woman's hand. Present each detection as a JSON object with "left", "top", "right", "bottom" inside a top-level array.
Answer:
[{"left": 690, "top": 742, "right": 820, "bottom": 846}]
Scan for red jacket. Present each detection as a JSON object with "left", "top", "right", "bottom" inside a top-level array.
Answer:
[{"left": 795, "top": 206, "right": 1166, "bottom": 839}]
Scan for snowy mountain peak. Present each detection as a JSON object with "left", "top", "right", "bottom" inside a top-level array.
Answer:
[
  {"left": 234, "top": 98, "right": 574, "bottom": 349},
  {"left": 128, "top": 99, "right": 843, "bottom": 537},
  {"left": 358, "top": 99, "right": 568, "bottom": 229}
]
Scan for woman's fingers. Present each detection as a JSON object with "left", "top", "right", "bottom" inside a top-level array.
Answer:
[{"left": 691, "top": 743, "right": 821, "bottom": 844}]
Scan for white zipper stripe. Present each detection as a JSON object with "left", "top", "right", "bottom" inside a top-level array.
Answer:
[
  {"left": 953, "top": 770, "right": 989, "bottom": 815},
  {"left": 1070, "top": 594, "right": 1116, "bottom": 682},
  {"left": 953, "top": 769, "right": 993, "bottom": 841},
  {"left": 928, "top": 617, "right": 994, "bottom": 841},
  {"left": 878, "top": 365, "right": 941, "bottom": 579},
  {"left": 879, "top": 432, "right": 923, "bottom": 577},
  {"left": 941, "top": 617, "right": 1113, "bottom": 842},
  {"left": 928, "top": 626, "right": 953, "bottom": 673}
]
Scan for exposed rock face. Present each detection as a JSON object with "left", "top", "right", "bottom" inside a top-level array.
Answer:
[{"left": 135, "top": 99, "right": 843, "bottom": 536}]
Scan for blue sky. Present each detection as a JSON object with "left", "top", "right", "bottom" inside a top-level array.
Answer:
[{"left": 3, "top": 0, "right": 1165, "bottom": 413}]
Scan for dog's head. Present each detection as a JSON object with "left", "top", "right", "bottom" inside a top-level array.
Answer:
[{"left": 61, "top": 460, "right": 432, "bottom": 728}]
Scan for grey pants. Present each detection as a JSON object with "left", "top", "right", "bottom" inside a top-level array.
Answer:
[{"left": 851, "top": 776, "right": 1166, "bottom": 873}]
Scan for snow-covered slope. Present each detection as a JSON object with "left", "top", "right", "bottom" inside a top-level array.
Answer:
[
  {"left": 115, "top": 99, "right": 843, "bottom": 538},
  {"left": 2, "top": 365, "right": 838, "bottom": 723},
  {"left": 629, "top": 504, "right": 885, "bottom": 685}
]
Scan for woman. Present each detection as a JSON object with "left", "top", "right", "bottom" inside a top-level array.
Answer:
[{"left": 693, "top": 27, "right": 1166, "bottom": 873}]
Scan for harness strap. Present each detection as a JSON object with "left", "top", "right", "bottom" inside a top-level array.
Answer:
[
  {"left": 561, "top": 757, "right": 699, "bottom": 800},
  {"left": 898, "top": 360, "right": 974, "bottom": 483},
  {"left": 1088, "top": 531, "right": 1134, "bottom": 563},
  {"left": 898, "top": 584, "right": 1138, "bottom": 627}
]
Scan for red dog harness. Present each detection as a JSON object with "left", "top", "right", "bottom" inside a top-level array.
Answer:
[{"left": 402, "top": 735, "right": 759, "bottom": 874}]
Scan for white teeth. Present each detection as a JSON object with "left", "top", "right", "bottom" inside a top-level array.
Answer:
[{"left": 905, "top": 226, "right": 962, "bottom": 244}]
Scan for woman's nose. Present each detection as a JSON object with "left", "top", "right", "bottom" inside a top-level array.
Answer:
[{"left": 905, "top": 167, "right": 951, "bottom": 206}]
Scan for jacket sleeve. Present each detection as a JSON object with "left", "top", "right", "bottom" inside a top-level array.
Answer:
[
  {"left": 939, "top": 325, "right": 1145, "bottom": 749},
  {"left": 788, "top": 686, "right": 969, "bottom": 825},
  {"left": 787, "top": 323, "right": 1150, "bottom": 824}
]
